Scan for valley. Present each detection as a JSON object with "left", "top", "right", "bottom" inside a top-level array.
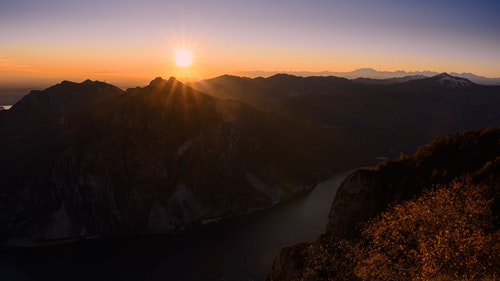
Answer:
[{"left": 0, "top": 73, "right": 498, "bottom": 280}]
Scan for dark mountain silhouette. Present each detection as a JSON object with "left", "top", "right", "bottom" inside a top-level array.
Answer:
[
  {"left": 400, "top": 72, "right": 475, "bottom": 88},
  {"left": 0, "top": 77, "right": 342, "bottom": 246},
  {"left": 352, "top": 75, "right": 427, "bottom": 85},
  {"left": 236, "top": 68, "right": 500, "bottom": 85},
  {"left": 1, "top": 80, "right": 123, "bottom": 133},
  {"left": 1, "top": 73, "right": 499, "bottom": 250},
  {"left": 193, "top": 73, "right": 500, "bottom": 163},
  {"left": 192, "top": 73, "right": 360, "bottom": 115}
]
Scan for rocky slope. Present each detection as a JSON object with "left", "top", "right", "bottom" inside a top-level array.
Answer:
[
  {"left": 0, "top": 77, "right": 340, "bottom": 246},
  {"left": 267, "top": 127, "right": 500, "bottom": 280}
]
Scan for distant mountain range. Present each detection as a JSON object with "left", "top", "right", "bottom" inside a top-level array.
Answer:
[
  {"left": 1, "top": 69, "right": 498, "bottom": 106},
  {"left": 235, "top": 68, "right": 500, "bottom": 85}
]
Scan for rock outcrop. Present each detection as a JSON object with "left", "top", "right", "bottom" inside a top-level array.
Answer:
[
  {"left": 267, "top": 127, "right": 500, "bottom": 280},
  {"left": 0, "top": 78, "right": 339, "bottom": 246},
  {"left": 327, "top": 127, "right": 500, "bottom": 239},
  {"left": 267, "top": 243, "right": 311, "bottom": 281}
]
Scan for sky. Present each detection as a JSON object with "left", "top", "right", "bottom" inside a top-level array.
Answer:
[{"left": 1, "top": 0, "right": 499, "bottom": 87}]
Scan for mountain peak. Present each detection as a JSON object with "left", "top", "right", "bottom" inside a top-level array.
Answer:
[
  {"left": 435, "top": 72, "right": 452, "bottom": 78},
  {"left": 354, "top": 67, "right": 377, "bottom": 73},
  {"left": 149, "top": 77, "right": 166, "bottom": 86},
  {"left": 60, "top": 80, "right": 77, "bottom": 86},
  {"left": 267, "top": 73, "right": 301, "bottom": 80},
  {"left": 57, "top": 79, "right": 117, "bottom": 89},
  {"left": 431, "top": 73, "right": 475, "bottom": 88},
  {"left": 148, "top": 77, "right": 180, "bottom": 88}
]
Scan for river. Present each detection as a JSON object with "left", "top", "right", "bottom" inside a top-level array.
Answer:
[{"left": 0, "top": 171, "right": 350, "bottom": 281}]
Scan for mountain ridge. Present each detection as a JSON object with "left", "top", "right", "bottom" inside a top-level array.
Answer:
[
  {"left": 192, "top": 72, "right": 500, "bottom": 164},
  {"left": 0, "top": 77, "right": 341, "bottom": 246},
  {"left": 267, "top": 126, "right": 500, "bottom": 280},
  {"left": 2, "top": 74, "right": 499, "bottom": 247},
  {"left": 234, "top": 68, "right": 500, "bottom": 85}
]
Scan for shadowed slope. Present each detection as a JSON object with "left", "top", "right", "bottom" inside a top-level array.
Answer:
[{"left": 0, "top": 77, "right": 342, "bottom": 246}]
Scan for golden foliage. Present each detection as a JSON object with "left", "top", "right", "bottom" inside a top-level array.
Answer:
[
  {"left": 299, "top": 238, "right": 360, "bottom": 281},
  {"left": 300, "top": 239, "right": 360, "bottom": 281},
  {"left": 356, "top": 178, "right": 498, "bottom": 281},
  {"left": 298, "top": 178, "right": 499, "bottom": 281}
]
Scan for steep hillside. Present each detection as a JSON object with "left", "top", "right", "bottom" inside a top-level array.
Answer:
[
  {"left": 0, "top": 77, "right": 341, "bottom": 246},
  {"left": 194, "top": 73, "right": 500, "bottom": 162},
  {"left": 267, "top": 127, "right": 500, "bottom": 280}
]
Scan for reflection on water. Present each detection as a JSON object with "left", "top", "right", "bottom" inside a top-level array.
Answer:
[{"left": 0, "top": 171, "right": 350, "bottom": 281}]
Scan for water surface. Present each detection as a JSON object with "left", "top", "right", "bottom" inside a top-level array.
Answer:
[{"left": 0, "top": 171, "right": 350, "bottom": 281}]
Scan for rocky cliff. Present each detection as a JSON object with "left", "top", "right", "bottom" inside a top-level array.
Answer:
[
  {"left": 0, "top": 77, "right": 340, "bottom": 246},
  {"left": 267, "top": 127, "right": 500, "bottom": 280}
]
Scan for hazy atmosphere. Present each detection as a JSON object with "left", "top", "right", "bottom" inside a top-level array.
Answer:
[
  {"left": 1, "top": 1, "right": 500, "bottom": 281},
  {"left": 1, "top": 0, "right": 500, "bottom": 87}
]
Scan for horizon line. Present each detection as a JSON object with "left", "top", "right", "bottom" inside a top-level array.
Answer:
[{"left": 1, "top": 68, "right": 500, "bottom": 89}]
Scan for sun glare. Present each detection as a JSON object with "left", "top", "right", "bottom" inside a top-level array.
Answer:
[
  {"left": 166, "top": 32, "right": 203, "bottom": 80},
  {"left": 174, "top": 50, "right": 193, "bottom": 68}
]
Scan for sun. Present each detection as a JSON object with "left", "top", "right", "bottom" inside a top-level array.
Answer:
[
  {"left": 174, "top": 49, "right": 193, "bottom": 68},
  {"left": 165, "top": 33, "right": 203, "bottom": 80}
]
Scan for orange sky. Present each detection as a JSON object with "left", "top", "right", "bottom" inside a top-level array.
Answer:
[
  {"left": 1, "top": 0, "right": 499, "bottom": 88},
  {"left": 2, "top": 42, "right": 498, "bottom": 88}
]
